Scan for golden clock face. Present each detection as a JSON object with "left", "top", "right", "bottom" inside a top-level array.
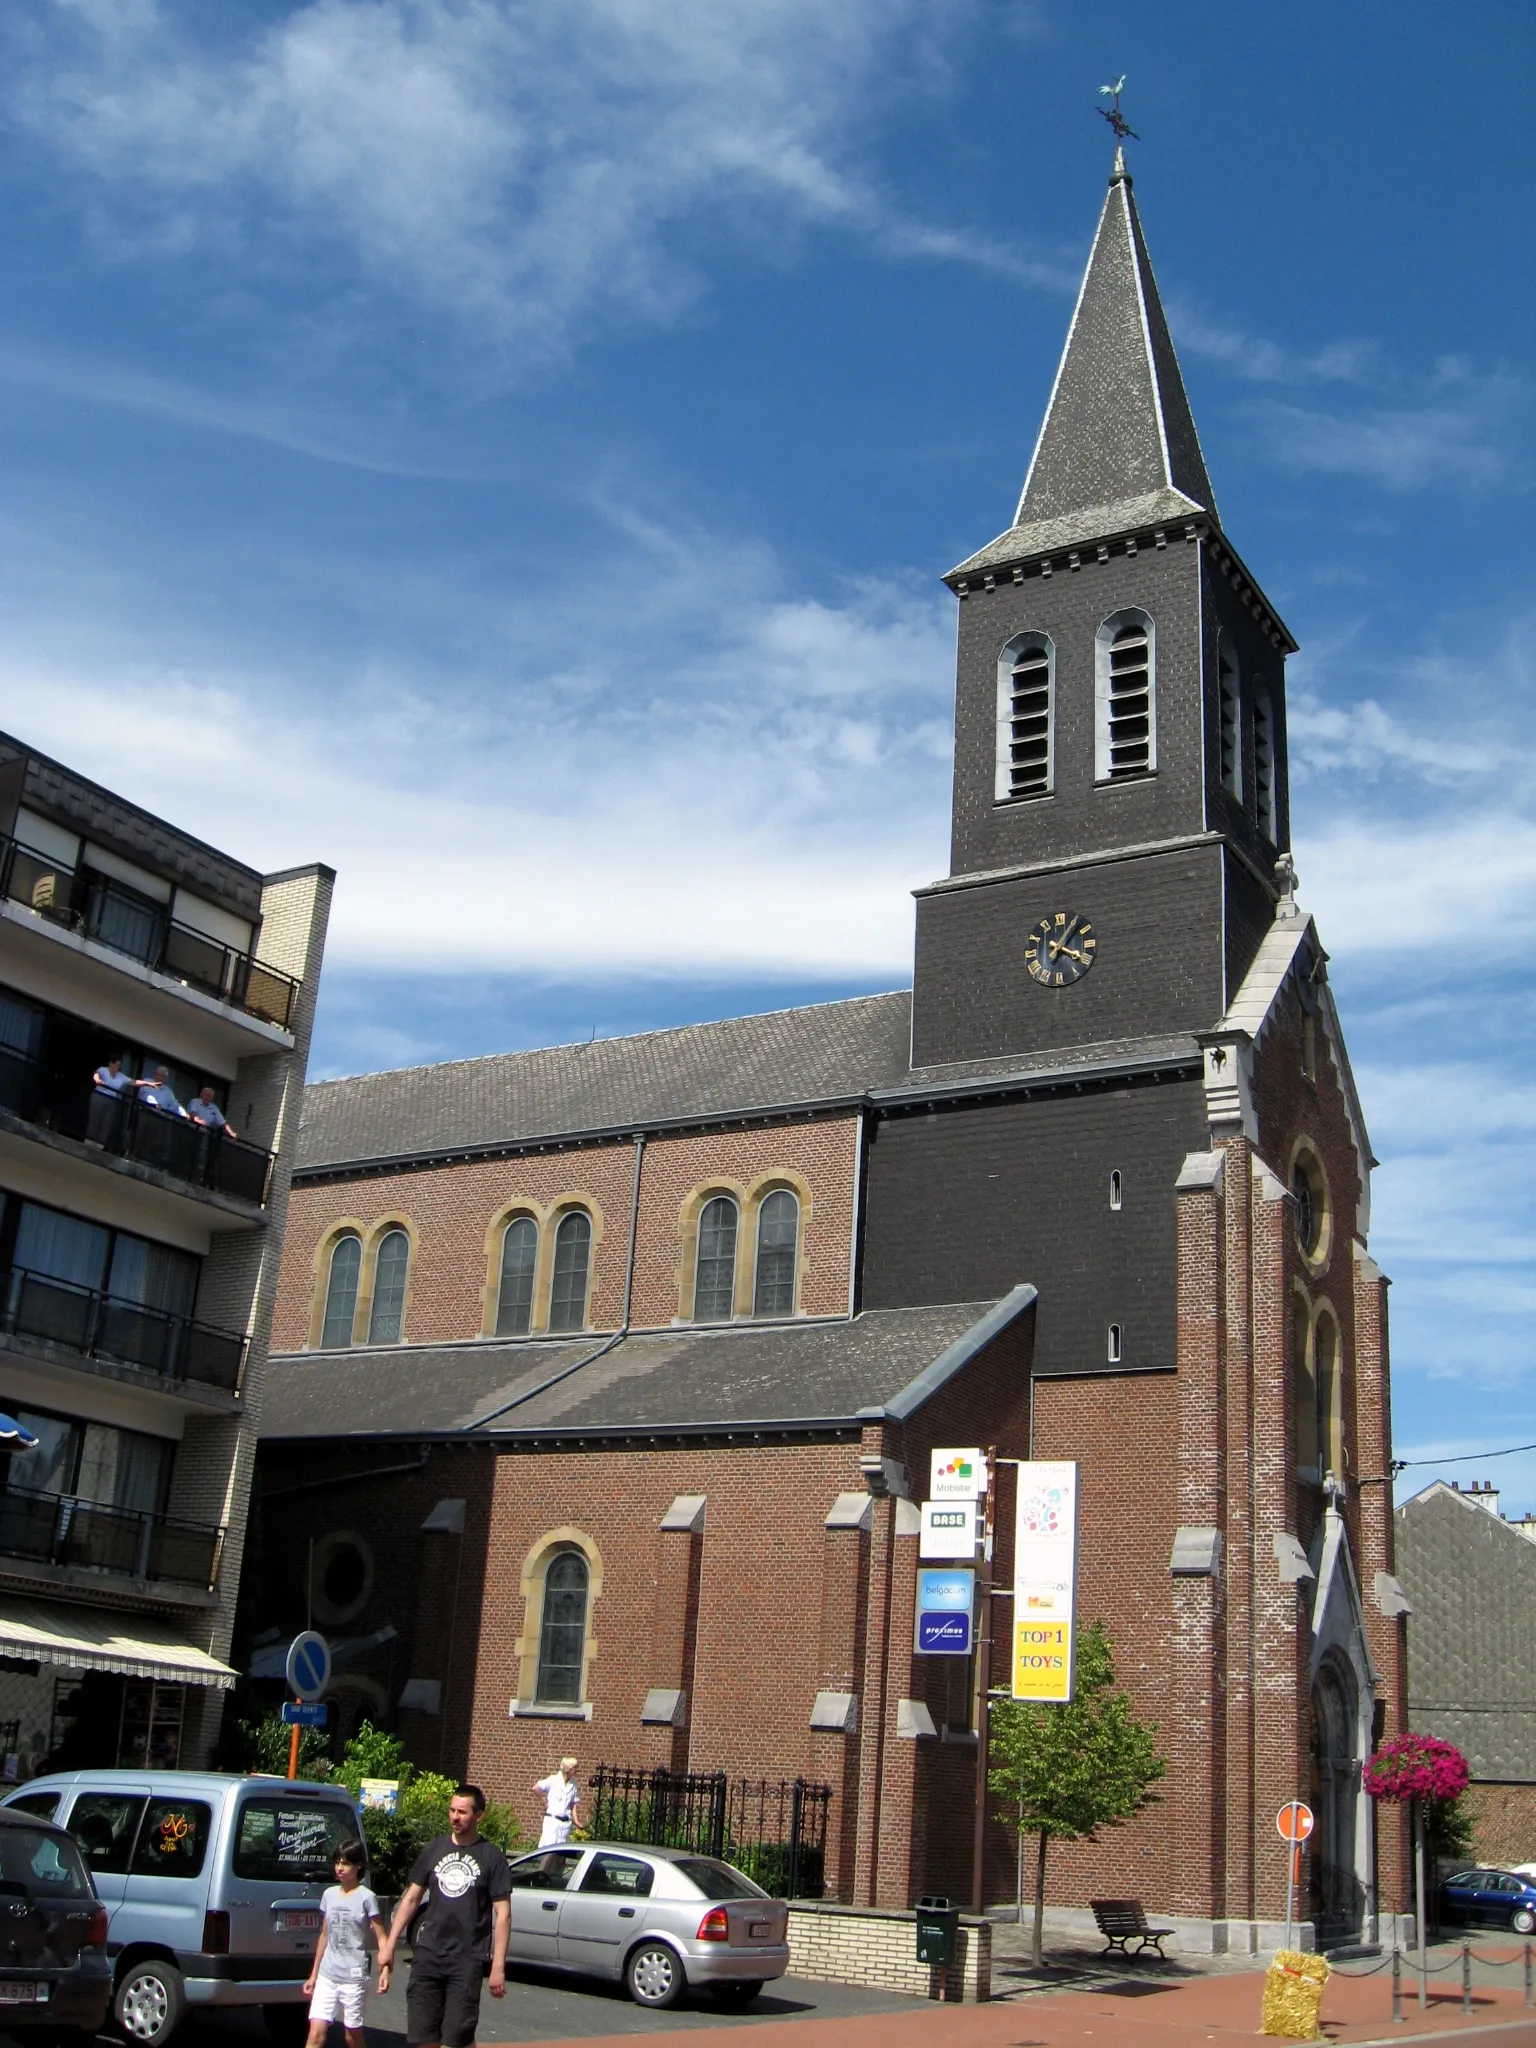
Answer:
[{"left": 1026, "top": 911, "right": 1097, "bottom": 986}]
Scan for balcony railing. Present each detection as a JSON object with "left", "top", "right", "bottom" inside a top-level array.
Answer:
[
  {"left": 0, "top": 1051, "right": 273, "bottom": 1206},
  {"left": 0, "top": 836, "right": 300, "bottom": 1031},
  {"left": 0, "top": 1483, "right": 222, "bottom": 1590},
  {"left": 3, "top": 1268, "right": 246, "bottom": 1396}
]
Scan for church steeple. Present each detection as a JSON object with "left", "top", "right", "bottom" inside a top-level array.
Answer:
[{"left": 953, "top": 159, "right": 1218, "bottom": 580}]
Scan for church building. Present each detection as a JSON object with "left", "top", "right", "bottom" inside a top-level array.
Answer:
[{"left": 251, "top": 152, "right": 1407, "bottom": 1948}]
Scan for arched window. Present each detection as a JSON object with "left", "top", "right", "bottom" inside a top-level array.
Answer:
[
  {"left": 694, "top": 1196, "right": 738, "bottom": 1322},
  {"left": 320, "top": 1235, "right": 361, "bottom": 1349},
  {"left": 1315, "top": 1312, "right": 1341, "bottom": 1481},
  {"left": 995, "top": 633, "right": 1055, "bottom": 801},
  {"left": 548, "top": 1210, "right": 591, "bottom": 1333},
  {"left": 753, "top": 1190, "right": 799, "bottom": 1317},
  {"left": 1254, "top": 692, "right": 1278, "bottom": 842},
  {"left": 1294, "top": 1299, "right": 1318, "bottom": 1482},
  {"left": 1095, "top": 609, "right": 1157, "bottom": 781},
  {"left": 496, "top": 1215, "right": 539, "bottom": 1336},
  {"left": 368, "top": 1229, "right": 409, "bottom": 1344},
  {"left": 535, "top": 1550, "right": 589, "bottom": 1704},
  {"left": 1219, "top": 643, "right": 1243, "bottom": 801}
]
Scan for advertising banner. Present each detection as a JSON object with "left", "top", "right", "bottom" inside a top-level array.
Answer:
[
  {"left": 930, "top": 1448, "right": 988, "bottom": 1501},
  {"left": 919, "top": 1499, "right": 978, "bottom": 1560},
  {"left": 914, "top": 1565, "right": 976, "bottom": 1655},
  {"left": 1011, "top": 1461, "right": 1079, "bottom": 1701}
]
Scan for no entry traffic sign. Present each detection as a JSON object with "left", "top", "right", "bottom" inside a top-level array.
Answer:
[{"left": 1277, "top": 1801, "right": 1315, "bottom": 1844}]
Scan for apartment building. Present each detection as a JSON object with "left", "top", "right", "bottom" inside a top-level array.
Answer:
[{"left": 0, "top": 734, "right": 330, "bottom": 1771}]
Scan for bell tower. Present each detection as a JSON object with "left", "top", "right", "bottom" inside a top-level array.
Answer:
[{"left": 910, "top": 152, "right": 1297, "bottom": 1070}]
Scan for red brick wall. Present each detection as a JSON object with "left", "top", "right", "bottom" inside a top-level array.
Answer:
[{"left": 272, "top": 1115, "right": 859, "bottom": 1352}]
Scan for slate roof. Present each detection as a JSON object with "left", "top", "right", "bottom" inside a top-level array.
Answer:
[
  {"left": 259, "top": 1293, "right": 1034, "bottom": 1442},
  {"left": 1396, "top": 1482, "right": 1536, "bottom": 1781},
  {"left": 297, "top": 991, "right": 916, "bottom": 1174},
  {"left": 948, "top": 163, "right": 1217, "bottom": 583}
]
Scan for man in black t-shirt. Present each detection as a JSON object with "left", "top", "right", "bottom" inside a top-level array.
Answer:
[{"left": 378, "top": 1785, "right": 511, "bottom": 2048}]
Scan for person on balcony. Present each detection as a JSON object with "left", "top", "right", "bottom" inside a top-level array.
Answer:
[
  {"left": 136, "top": 1068, "right": 188, "bottom": 1118},
  {"left": 188, "top": 1086, "right": 238, "bottom": 1142},
  {"left": 87, "top": 1054, "right": 134, "bottom": 1146}
]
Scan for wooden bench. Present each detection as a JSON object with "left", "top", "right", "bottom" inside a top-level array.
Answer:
[{"left": 1090, "top": 1899, "right": 1173, "bottom": 1958}]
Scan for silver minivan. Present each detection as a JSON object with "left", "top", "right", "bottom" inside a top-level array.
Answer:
[{"left": 0, "top": 1771, "right": 363, "bottom": 2045}]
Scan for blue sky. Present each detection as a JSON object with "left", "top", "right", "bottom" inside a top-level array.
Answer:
[{"left": 0, "top": 2, "right": 1531, "bottom": 1507}]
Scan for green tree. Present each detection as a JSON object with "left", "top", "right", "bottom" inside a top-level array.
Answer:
[
  {"left": 986, "top": 1620, "right": 1166, "bottom": 1968},
  {"left": 230, "top": 1709, "right": 332, "bottom": 1781}
]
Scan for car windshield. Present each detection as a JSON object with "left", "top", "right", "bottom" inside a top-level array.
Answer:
[
  {"left": 0, "top": 1825, "right": 91, "bottom": 1900},
  {"left": 234, "top": 1799, "right": 358, "bottom": 1883},
  {"left": 673, "top": 1857, "right": 768, "bottom": 1901}
]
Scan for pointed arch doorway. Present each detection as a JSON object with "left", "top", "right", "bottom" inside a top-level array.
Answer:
[{"left": 1313, "top": 1652, "right": 1366, "bottom": 1942}]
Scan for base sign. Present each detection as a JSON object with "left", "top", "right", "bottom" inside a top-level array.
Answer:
[
  {"left": 1012, "top": 1461, "right": 1079, "bottom": 1702},
  {"left": 919, "top": 1500, "right": 978, "bottom": 1560},
  {"left": 915, "top": 1566, "right": 975, "bottom": 1655}
]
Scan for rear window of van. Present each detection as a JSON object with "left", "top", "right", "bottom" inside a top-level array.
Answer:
[{"left": 234, "top": 1799, "right": 357, "bottom": 1883}]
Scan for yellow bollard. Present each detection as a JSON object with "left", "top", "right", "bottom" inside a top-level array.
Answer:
[{"left": 1261, "top": 1949, "right": 1331, "bottom": 2040}]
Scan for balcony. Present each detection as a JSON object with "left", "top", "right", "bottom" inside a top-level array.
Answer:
[
  {"left": 3, "top": 1268, "right": 246, "bottom": 1399},
  {"left": 0, "top": 1052, "right": 273, "bottom": 1208},
  {"left": 0, "top": 834, "right": 299, "bottom": 1032},
  {"left": 0, "top": 1484, "right": 222, "bottom": 1592}
]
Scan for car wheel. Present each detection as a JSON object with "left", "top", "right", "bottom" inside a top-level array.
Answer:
[
  {"left": 626, "top": 1941, "right": 685, "bottom": 2009},
  {"left": 114, "top": 1960, "right": 186, "bottom": 2046},
  {"left": 710, "top": 1982, "right": 764, "bottom": 2006},
  {"left": 1514, "top": 1907, "right": 1536, "bottom": 1935}
]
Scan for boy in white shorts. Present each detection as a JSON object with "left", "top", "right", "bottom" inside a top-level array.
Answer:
[{"left": 303, "top": 1838, "right": 384, "bottom": 2048}]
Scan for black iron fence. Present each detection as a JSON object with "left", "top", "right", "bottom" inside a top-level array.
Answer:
[
  {"left": 0, "top": 1048, "right": 273, "bottom": 1205},
  {"left": 3, "top": 1267, "right": 247, "bottom": 1395},
  {"left": 588, "top": 1765, "right": 831, "bottom": 1899},
  {"left": 1, "top": 835, "right": 300, "bottom": 1031},
  {"left": 0, "top": 1484, "right": 223, "bottom": 1590}
]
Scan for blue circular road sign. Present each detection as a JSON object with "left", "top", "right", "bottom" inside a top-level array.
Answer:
[{"left": 285, "top": 1631, "right": 331, "bottom": 1702}]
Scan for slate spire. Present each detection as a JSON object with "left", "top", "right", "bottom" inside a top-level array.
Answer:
[
  {"left": 1019, "top": 157, "right": 1215, "bottom": 527},
  {"left": 950, "top": 159, "right": 1217, "bottom": 580}
]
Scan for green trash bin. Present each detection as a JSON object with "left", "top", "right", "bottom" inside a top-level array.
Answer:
[{"left": 915, "top": 1896, "right": 959, "bottom": 1967}]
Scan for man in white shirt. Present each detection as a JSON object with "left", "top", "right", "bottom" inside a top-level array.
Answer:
[
  {"left": 534, "top": 1759, "right": 580, "bottom": 1847},
  {"left": 188, "top": 1086, "right": 238, "bottom": 1141}
]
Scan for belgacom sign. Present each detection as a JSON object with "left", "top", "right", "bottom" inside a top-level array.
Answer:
[{"left": 1012, "top": 1461, "right": 1079, "bottom": 1703}]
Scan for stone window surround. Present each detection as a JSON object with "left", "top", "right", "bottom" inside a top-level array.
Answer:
[
  {"left": 675, "top": 1170, "right": 812, "bottom": 1323},
  {"left": 478, "top": 1195, "right": 605, "bottom": 1339}
]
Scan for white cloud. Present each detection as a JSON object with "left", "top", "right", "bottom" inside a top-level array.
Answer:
[
  {"left": 0, "top": 518, "right": 956, "bottom": 977},
  {"left": 6, "top": 0, "right": 1041, "bottom": 357},
  {"left": 1254, "top": 366, "right": 1526, "bottom": 492},
  {"left": 1288, "top": 691, "right": 1496, "bottom": 782}
]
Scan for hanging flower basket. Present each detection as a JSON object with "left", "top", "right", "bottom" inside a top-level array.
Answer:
[{"left": 1363, "top": 1732, "right": 1468, "bottom": 1805}]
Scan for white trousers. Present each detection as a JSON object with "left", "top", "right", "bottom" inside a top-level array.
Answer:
[{"left": 538, "top": 1814, "right": 573, "bottom": 1847}]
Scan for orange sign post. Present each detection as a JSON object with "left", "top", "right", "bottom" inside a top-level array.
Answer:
[{"left": 1277, "top": 1802, "right": 1315, "bottom": 1949}]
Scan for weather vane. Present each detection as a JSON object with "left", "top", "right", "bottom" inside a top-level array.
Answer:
[{"left": 1097, "top": 76, "right": 1138, "bottom": 145}]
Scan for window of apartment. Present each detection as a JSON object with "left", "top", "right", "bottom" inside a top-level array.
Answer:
[
  {"left": 694, "top": 1196, "right": 738, "bottom": 1322},
  {"left": 82, "top": 869, "right": 165, "bottom": 968},
  {"left": 368, "top": 1230, "right": 410, "bottom": 1345},
  {"left": 1254, "top": 693, "right": 1278, "bottom": 842},
  {"left": 1219, "top": 643, "right": 1243, "bottom": 801},
  {"left": 7, "top": 1199, "right": 199, "bottom": 1322},
  {"left": 995, "top": 633, "right": 1055, "bottom": 801},
  {"left": 321, "top": 1236, "right": 361, "bottom": 1349},
  {"left": 1, "top": 1402, "right": 172, "bottom": 1516},
  {"left": 535, "top": 1550, "right": 590, "bottom": 1704},
  {"left": 496, "top": 1216, "right": 539, "bottom": 1337},
  {"left": 1095, "top": 610, "right": 1156, "bottom": 781},
  {"left": 753, "top": 1190, "right": 800, "bottom": 1317},
  {"left": 548, "top": 1211, "right": 592, "bottom": 1334}
]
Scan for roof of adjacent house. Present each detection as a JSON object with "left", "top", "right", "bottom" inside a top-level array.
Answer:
[
  {"left": 259, "top": 1290, "right": 1036, "bottom": 1442},
  {"left": 1396, "top": 1482, "right": 1536, "bottom": 1781}
]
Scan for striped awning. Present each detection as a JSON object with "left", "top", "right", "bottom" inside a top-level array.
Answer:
[{"left": 0, "top": 1599, "right": 236, "bottom": 1689}]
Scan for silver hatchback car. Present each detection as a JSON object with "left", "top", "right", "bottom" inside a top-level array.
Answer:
[{"left": 499, "top": 1843, "right": 790, "bottom": 2009}]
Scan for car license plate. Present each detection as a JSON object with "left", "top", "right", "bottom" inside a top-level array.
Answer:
[
  {"left": 749, "top": 1921, "right": 771, "bottom": 1940},
  {"left": 0, "top": 1983, "right": 47, "bottom": 2004},
  {"left": 276, "top": 1911, "right": 320, "bottom": 1933}
]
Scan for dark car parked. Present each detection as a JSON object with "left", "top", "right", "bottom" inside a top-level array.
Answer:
[
  {"left": 0, "top": 1805, "right": 110, "bottom": 2032},
  {"left": 1438, "top": 1867, "right": 1536, "bottom": 1935}
]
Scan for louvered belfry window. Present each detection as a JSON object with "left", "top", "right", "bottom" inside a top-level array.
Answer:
[
  {"left": 1100, "top": 616, "right": 1154, "bottom": 779},
  {"left": 1254, "top": 693, "right": 1278, "bottom": 842},
  {"left": 995, "top": 634, "right": 1054, "bottom": 800},
  {"left": 1219, "top": 644, "right": 1243, "bottom": 800}
]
